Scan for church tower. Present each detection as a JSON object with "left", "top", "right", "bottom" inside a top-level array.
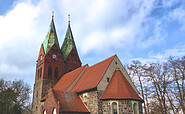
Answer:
[
  {"left": 32, "top": 12, "right": 82, "bottom": 114},
  {"left": 32, "top": 12, "right": 64, "bottom": 114},
  {"left": 61, "top": 15, "right": 81, "bottom": 74}
]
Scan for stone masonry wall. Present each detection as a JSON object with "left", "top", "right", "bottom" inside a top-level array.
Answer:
[
  {"left": 102, "top": 100, "right": 143, "bottom": 114},
  {"left": 79, "top": 91, "right": 98, "bottom": 114},
  {"left": 79, "top": 90, "right": 105, "bottom": 114},
  {"left": 32, "top": 79, "right": 56, "bottom": 114}
]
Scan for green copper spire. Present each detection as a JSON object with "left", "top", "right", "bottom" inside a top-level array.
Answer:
[
  {"left": 61, "top": 16, "right": 78, "bottom": 60},
  {"left": 43, "top": 13, "right": 60, "bottom": 55}
]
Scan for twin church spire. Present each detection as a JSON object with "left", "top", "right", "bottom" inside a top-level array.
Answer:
[{"left": 42, "top": 11, "right": 78, "bottom": 61}]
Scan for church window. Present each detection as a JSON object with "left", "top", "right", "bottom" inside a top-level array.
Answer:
[
  {"left": 112, "top": 102, "right": 117, "bottom": 114},
  {"left": 133, "top": 103, "right": 138, "bottom": 114},
  {"left": 40, "top": 55, "right": 42, "bottom": 60},
  {"left": 54, "top": 68, "right": 58, "bottom": 78},
  {"left": 36, "top": 91, "right": 38, "bottom": 98},
  {"left": 38, "top": 69, "right": 40, "bottom": 80},
  {"left": 107, "top": 77, "right": 110, "bottom": 82},
  {"left": 48, "top": 67, "right": 52, "bottom": 79},
  {"left": 43, "top": 109, "right": 46, "bottom": 114},
  {"left": 53, "top": 108, "right": 56, "bottom": 114},
  {"left": 40, "top": 68, "right": 42, "bottom": 78}
]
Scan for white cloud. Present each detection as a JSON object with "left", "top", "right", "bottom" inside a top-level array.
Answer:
[
  {"left": 138, "top": 20, "right": 166, "bottom": 48},
  {"left": 0, "top": 0, "right": 184, "bottom": 87},
  {"left": 0, "top": 1, "right": 40, "bottom": 82},
  {"left": 169, "top": 7, "right": 185, "bottom": 30},
  {"left": 131, "top": 44, "right": 185, "bottom": 63}
]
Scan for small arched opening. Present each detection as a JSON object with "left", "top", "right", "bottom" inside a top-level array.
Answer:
[
  {"left": 53, "top": 107, "right": 56, "bottom": 114},
  {"left": 43, "top": 109, "right": 46, "bottom": 114},
  {"left": 40, "top": 67, "right": 42, "bottom": 78},
  {"left": 54, "top": 68, "right": 58, "bottom": 79},
  {"left": 37, "top": 69, "right": 40, "bottom": 80},
  {"left": 133, "top": 103, "right": 138, "bottom": 114},
  {"left": 112, "top": 102, "right": 118, "bottom": 114},
  {"left": 48, "top": 66, "right": 52, "bottom": 79}
]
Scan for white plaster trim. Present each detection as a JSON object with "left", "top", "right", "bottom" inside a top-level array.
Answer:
[
  {"left": 110, "top": 101, "right": 119, "bottom": 114},
  {"left": 131, "top": 101, "right": 139, "bottom": 114}
]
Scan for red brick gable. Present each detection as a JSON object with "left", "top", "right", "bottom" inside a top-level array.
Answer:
[
  {"left": 64, "top": 47, "right": 82, "bottom": 74},
  {"left": 101, "top": 68, "right": 143, "bottom": 101},
  {"left": 71, "top": 55, "right": 116, "bottom": 92},
  {"left": 43, "top": 43, "right": 64, "bottom": 81},
  {"left": 53, "top": 90, "right": 90, "bottom": 113},
  {"left": 53, "top": 65, "right": 88, "bottom": 91}
]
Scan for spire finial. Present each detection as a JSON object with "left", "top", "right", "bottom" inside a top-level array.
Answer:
[
  {"left": 52, "top": 8, "right": 55, "bottom": 18},
  {"left": 68, "top": 14, "right": 70, "bottom": 23}
]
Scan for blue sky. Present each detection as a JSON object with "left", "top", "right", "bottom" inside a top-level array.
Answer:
[{"left": 0, "top": 0, "right": 185, "bottom": 90}]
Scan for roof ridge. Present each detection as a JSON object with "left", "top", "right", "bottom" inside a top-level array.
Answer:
[{"left": 88, "top": 55, "right": 116, "bottom": 68}]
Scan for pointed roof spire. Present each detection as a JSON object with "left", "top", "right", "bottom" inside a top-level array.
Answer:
[
  {"left": 61, "top": 15, "right": 78, "bottom": 60},
  {"left": 42, "top": 9, "right": 60, "bottom": 55}
]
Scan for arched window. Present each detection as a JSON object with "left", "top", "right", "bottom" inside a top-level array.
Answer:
[
  {"left": 54, "top": 68, "right": 58, "bottom": 78},
  {"left": 37, "top": 69, "right": 40, "bottom": 80},
  {"left": 36, "top": 91, "right": 38, "bottom": 98},
  {"left": 48, "top": 67, "right": 52, "bottom": 79},
  {"left": 43, "top": 109, "right": 46, "bottom": 114},
  {"left": 133, "top": 103, "right": 138, "bottom": 114},
  {"left": 112, "top": 102, "right": 117, "bottom": 114},
  {"left": 40, "top": 67, "right": 42, "bottom": 78},
  {"left": 53, "top": 108, "right": 56, "bottom": 114}
]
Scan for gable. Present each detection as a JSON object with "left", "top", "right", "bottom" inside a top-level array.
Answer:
[
  {"left": 42, "top": 89, "right": 59, "bottom": 114},
  {"left": 71, "top": 55, "right": 115, "bottom": 92},
  {"left": 97, "top": 55, "right": 139, "bottom": 94},
  {"left": 100, "top": 69, "right": 143, "bottom": 101},
  {"left": 53, "top": 90, "right": 90, "bottom": 113}
]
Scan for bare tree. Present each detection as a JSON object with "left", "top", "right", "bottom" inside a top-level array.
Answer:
[
  {"left": 167, "top": 57, "right": 185, "bottom": 113},
  {"left": 127, "top": 57, "right": 185, "bottom": 114}
]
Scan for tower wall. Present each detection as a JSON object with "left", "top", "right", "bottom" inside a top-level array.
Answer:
[
  {"left": 32, "top": 44, "right": 64, "bottom": 114},
  {"left": 64, "top": 48, "right": 81, "bottom": 74}
]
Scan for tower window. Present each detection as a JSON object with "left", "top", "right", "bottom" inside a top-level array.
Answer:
[
  {"left": 40, "top": 67, "right": 42, "bottom": 78},
  {"left": 37, "top": 69, "right": 40, "bottom": 80},
  {"left": 54, "top": 68, "right": 58, "bottom": 78},
  {"left": 48, "top": 67, "right": 52, "bottom": 79},
  {"left": 36, "top": 91, "right": 38, "bottom": 98}
]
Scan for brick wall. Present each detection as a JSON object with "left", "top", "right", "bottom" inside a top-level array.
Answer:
[{"left": 42, "top": 89, "right": 59, "bottom": 114}]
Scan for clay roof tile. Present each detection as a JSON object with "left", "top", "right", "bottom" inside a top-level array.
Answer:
[
  {"left": 71, "top": 55, "right": 116, "bottom": 92},
  {"left": 101, "top": 69, "right": 143, "bottom": 101}
]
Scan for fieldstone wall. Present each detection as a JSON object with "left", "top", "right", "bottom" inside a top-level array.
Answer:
[
  {"left": 79, "top": 90, "right": 105, "bottom": 114},
  {"left": 102, "top": 100, "right": 143, "bottom": 114},
  {"left": 79, "top": 91, "right": 98, "bottom": 114}
]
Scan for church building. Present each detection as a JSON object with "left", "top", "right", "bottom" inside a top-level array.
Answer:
[{"left": 32, "top": 13, "right": 143, "bottom": 114}]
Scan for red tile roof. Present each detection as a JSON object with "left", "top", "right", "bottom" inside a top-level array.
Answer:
[
  {"left": 53, "top": 90, "right": 89, "bottom": 113},
  {"left": 53, "top": 65, "right": 87, "bottom": 91},
  {"left": 71, "top": 55, "right": 115, "bottom": 92},
  {"left": 101, "top": 68, "right": 143, "bottom": 101}
]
